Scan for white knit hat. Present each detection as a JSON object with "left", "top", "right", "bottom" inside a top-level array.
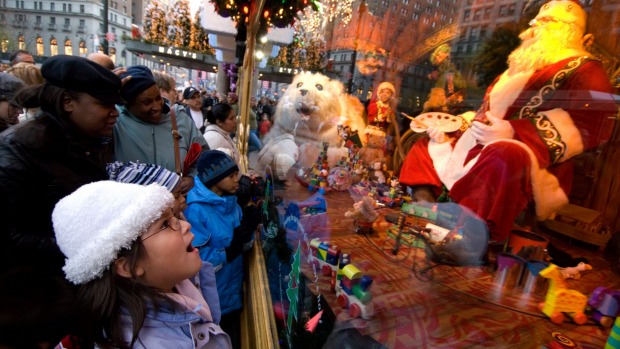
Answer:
[{"left": 52, "top": 181, "right": 174, "bottom": 284}]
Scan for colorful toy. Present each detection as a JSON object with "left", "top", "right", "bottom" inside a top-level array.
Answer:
[
  {"left": 605, "top": 317, "right": 620, "bottom": 349},
  {"left": 559, "top": 262, "right": 592, "bottom": 280},
  {"left": 588, "top": 287, "right": 620, "bottom": 327},
  {"left": 538, "top": 264, "right": 588, "bottom": 324},
  {"left": 336, "top": 263, "right": 374, "bottom": 319},
  {"left": 344, "top": 196, "right": 379, "bottom": 235},
  {"left": 309, "top": 238, "right": 341, "bottom": 277}
]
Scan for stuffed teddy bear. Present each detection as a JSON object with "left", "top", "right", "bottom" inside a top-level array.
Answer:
[
  {"left": 345, "top": 196, "right": 379, "bottom": 222},
  {"left": 370, "top": 161, "right": 386, "bottom": 185},
  {"left": 357, "top": 126, "right": 386, "bottom": 166},
  {"left": 344, "top": 196, "right": 379, "bottom": 234}
]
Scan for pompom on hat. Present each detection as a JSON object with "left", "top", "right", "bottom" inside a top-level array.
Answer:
[
  {"left": 534, "top": 0, "right": 587, "bottom": 31},
  {"left": 197, "top": 150, "right": 239, "bottom": 188},
  {"left": 52, "top": 181, "right": 174, "bottom": 284}
]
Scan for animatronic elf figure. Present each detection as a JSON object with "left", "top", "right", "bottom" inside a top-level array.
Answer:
[
  {"left": 427, "top": 44, "right": 466, "bottom": 98},
  {"left": 366, "top": 82, "right": 398, "bottom": 170},
  {"left": 366, "top": 81, "right": 396, "bottom": 132},
  {"left": 399, "top": 0, "right": 617, "bottom": 243}
]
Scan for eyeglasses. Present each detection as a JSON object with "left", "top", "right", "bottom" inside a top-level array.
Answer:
[
  {"left": 189, "top": 94, "right": 201, "bottom": 99},
  {"left": 142, "top": 214, "right": 182, "bottom": 241},
  {"left": 528, "top": 16, "right": 562, "bottom": 27}
]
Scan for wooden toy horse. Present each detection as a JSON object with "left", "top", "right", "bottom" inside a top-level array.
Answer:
[{"left": 539, "top": 264, "right": 588, "bottom": 324}]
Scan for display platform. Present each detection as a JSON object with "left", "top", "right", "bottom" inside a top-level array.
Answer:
[{"left": 270, "top": 180, "right": 620, "bottom": 349}]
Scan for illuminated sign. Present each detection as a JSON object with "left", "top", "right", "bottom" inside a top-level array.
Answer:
[
  {"left": 277, "top": 67, "right": 305, "bottom": 75},
  {"left": 158, "top": 46, "right": 198, "bottom": 59}
]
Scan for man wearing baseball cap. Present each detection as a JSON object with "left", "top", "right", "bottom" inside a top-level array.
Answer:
[{"left": 183, "top": 86, "right": 208, "bottom": 133}]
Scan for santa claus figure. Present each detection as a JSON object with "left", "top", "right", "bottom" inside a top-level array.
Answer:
[{"left": 399, "top": 0, "right": 617, "bottom": 243}]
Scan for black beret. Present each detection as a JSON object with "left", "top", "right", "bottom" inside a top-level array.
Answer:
[
  {"left": 119, "top": 66, "right": 156, "bottom": 103},
  {"left": 41, "top": 55, "right": 124, "bottom": 105}
]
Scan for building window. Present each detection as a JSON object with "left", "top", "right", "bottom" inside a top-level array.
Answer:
[
  {"left": 36, "top": 36, "right": 44, "bottom": 56},
  {"left": 80, "top": 4, "right": 84, "bottom": 13},
  {"left": 18, "top": 34, "right": 25, "bottom": 50},
  {"left": 64, "top": 38, "right": 72, "bottom": 55},
  {"left": 36, "top": 16, "right": 41, "bottom": 23},
  {"left": 79, "top": 40, "right": 87, "bottom": 56},
  {"left": 50, "top": 37, "right": 58, "bottom": 56},
  {"left": 68, "top": 4, "right": 71, "bottom": 12},
  {"left": 473, "top": 9, "right": 481, "bottom": 21},
  {"left": 463, "top": 9, "right": 470, "bottom": 21},
  {"left": 51, "top": 2, "right": 54, "bottom": 11},
  {"left": 62, "top": 3, "right": 66, "bottom": 12},
  {"left": 50, "top": 17, "right": 55, "bottom": 24},
  {"left": 109, "top": 47, "right": 116, "bottom": 65}
]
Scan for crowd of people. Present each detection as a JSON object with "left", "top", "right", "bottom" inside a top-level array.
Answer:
[{"left": 0, "top": 53, "right": 270, "bottom": 349}]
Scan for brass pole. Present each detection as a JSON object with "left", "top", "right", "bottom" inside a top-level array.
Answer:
[{"left": 236, "top": 0, "right": 266, "bottom": 173}]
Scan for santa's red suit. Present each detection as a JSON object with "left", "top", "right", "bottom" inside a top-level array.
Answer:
[{"left": 399, "top": 56, "right": 616, "bottom": 242}]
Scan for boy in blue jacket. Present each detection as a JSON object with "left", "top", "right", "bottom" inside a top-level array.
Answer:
[{"left": 184, "top": 150, "right": 258, "bottom": 349}]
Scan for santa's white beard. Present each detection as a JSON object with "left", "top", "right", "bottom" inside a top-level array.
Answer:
[{"left": 507, "top": 22, "right": 583, "bottom": 76}]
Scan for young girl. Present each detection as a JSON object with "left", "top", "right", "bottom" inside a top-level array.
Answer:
[
  {"left": 184, "top": 150, "right": 258, "bottom": 349},
  {"left": 52, "top": 181, "right": 231, "bottom": 349},
  {"left": 258, "top": 114, "right": 271, "bottom": 138}
]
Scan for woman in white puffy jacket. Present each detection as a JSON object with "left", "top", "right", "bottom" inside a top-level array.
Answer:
[{"left": 203, "top": 103, "right": 241, "bottom": 165}]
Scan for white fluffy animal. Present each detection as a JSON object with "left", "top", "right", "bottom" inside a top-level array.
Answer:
[{"left": 252, "top": 72, "right": 366, "bottom": 180}]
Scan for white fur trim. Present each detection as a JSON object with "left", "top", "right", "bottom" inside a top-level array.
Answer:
[
  {"left": 435, "top": 138, "right": 567, "bottom": 220},
  {"left": 539, "top": 108, "right": 584, "bottom": 162},
  {"left": 432, "top": 129, "right": 478, "bottom": 189},
  {"left": 428, "top": 140, "right": 454, "bottom": 184},
  {"left": 52, "top": 182, "right": 174, "bottom": 284}
]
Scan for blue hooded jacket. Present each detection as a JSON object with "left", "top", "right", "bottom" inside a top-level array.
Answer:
[{"left": 184, "top": 177, "right": 243, "bottom": 315}]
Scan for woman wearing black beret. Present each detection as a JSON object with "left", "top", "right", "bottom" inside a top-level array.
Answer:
[{"left": 0, "top": 55, "right": 124, "bottom": 347}]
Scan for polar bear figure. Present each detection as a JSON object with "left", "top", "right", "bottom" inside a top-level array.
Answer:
[{"left": 252, "top": 72, "right": 366, "bottom": 180}]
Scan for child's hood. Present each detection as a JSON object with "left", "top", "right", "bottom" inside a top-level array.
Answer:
[{"left": 186, "top": 177, "right": 238, "bottom": 212}]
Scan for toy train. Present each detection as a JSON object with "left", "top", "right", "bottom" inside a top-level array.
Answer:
[
  {"left": 336, "top": 261, "right": 374, "bottom": 319},
  {"left": 308, "top": 238, "right": 374, "bottom": 319}
]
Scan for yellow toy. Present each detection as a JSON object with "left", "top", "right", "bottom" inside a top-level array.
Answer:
[{"left": 539, "top": 264, "right": 588, "bottom": 324}]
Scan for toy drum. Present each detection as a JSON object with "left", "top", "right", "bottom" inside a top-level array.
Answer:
[
  {"left": 494, "top": 253, "right": 526, "bottom": 289},
  {"left": 521, "top": 260, "right": 549, "bottom": 296},
  {"left": 507, "top": 230, "right": 548, "bottom": 258}
]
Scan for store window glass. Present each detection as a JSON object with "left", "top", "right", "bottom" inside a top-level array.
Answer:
[
  {"left": 50, "top": 37, "right": 57, "bottom": 56},
  {"left": 36, "top": 36, "right": 43, "bottom": 56},
  {"left": 17, "top": 34, "right": 25, "bottom": 50},
  {"left": 64, "top": 38, "right": 72, "bottom": 56},
  {"left": 206, "top": 0, "right": 620, "bottom": 348},
  {"left": 79, "top": 40, "right": 87, "bottom": 56}
]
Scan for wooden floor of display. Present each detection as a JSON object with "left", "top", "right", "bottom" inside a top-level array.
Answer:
[{"left": 275, "top": 180, "right": 620, "bottom": 349}]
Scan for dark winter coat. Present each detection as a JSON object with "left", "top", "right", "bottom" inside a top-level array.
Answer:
[{"left": 0, "top": 112, "right": 111, "bottom": 273}]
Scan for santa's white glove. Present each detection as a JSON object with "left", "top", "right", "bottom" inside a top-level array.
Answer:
[
  {"left": 427, "top": 126, "right": 448, "bottom": 143},
  {"left": 470, "top": 112, "right": 514, "bottom": 145}
]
